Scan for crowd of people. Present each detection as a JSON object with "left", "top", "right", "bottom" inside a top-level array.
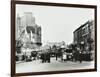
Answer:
[
  {"left": 16, "top": 44, "right": 93, "bottom": 64},
  {"left": 28, "top": 47, "right": 84, "bottom": 63}
]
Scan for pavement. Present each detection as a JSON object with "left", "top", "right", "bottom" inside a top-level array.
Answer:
[
  {"left": 16, "top": 57, "right": 94, "bottom": 73},
  {"left": 16, "top": 61, "right": 25, "bottom": 64}
]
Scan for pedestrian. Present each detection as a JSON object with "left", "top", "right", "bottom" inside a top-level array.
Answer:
[
  {"left": 46, "top": 51, "right": 51, "bottom": 63},
  {"left": 41, "top": 52, "right": 45, "bottom": 63},
  {"left": 44, "top": 52, "right": 47, "bottom": 63},
  {"left": 55, "top": 50, "right": 58, "bottom": 60},
  {"left": 79, "top": 51, "right": 82, "bottom": 63},
  {"left": 73, "top": 51, "right": 77, "bottom": 62},
  {"left": 62, "top": 52, "right": 67, "bottom": 62}
]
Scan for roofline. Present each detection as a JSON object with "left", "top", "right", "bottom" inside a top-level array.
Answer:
[{"left": 73, "top": 20, "right": 90, "bottom": 33}]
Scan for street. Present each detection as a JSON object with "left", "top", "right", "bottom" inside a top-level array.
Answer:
[{"left": 16, "top": 57, "right": 94, "bottom": 73}]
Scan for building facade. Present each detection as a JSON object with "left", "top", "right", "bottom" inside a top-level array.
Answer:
[
  {"left": 73, "top": 20, "right": 95, "bottom": 55},
  {"left": 16, "top": 12, "right": 42, "bottom": 51}
]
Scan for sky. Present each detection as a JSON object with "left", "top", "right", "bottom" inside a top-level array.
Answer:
[{"left": 16, "top": 4, "right": 94, "bottom": 45}]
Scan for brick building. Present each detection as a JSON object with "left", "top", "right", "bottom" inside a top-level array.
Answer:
[{"left": 73, "top": 20, "right": 95, "bottom": 55}]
